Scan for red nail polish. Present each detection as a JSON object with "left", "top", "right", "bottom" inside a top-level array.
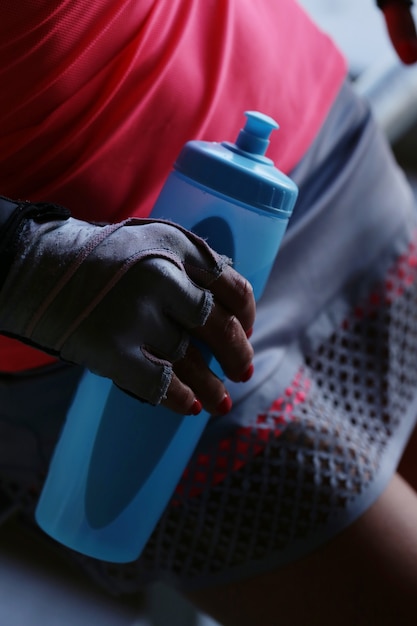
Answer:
[
  {"left": 191, "top": 398, "right": 203, "bottom": 415},
  {"left": 241, "top": 363, "right": 254, "bottom": 382},
  {"left": 216, "top": 393, "right": 233, "bottom": 415},
  {"left": 246, "top": 327, "right": 254, "bottom": 339}
]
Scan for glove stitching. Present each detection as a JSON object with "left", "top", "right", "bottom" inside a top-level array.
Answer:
[
  {"left": 24, "top": 222, "right": 124, "bottom": 338},
  {"left": 53, "top": 247, "right": 195, "bottom": 349},
  {"left": 138, "top": 349, "right": 173, "bottom": 403},
  {"left": 183, "top": 256, "right": 230, "bottom": 285}
]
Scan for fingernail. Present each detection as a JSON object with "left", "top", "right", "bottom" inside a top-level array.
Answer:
[
  {"left": 241, "top": 363, "right": 254, "bottom": 382},
  {"left": 246, "top": 327, "right": 254, "bottom": 339},
  {"left": 190, "top": 398, "right": 203, "bottom": 415},
  {"left": 216, "top": 392, "right": 233, "bottom": 416}
]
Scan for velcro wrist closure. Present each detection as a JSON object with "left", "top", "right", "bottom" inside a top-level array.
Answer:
[{"left": 0, "top": 195, "right": 71, "bottom": 290}]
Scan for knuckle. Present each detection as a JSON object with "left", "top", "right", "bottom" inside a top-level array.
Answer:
[
  {"left": 240, "top": 276, "right": 254, "bottom": 303},
  {"left": 142, "top": 257, "right": 182, "bottom": 288},
  {"left": 168, "top": 375, "right": 194, "bottom": 407},
  {"left": 222, "top": 314, "right": 242, "bottom": 344},
  {"left": 229, "top": 268, "right": 254, "bottom": 303},
  {"left": 176, "top": 384, "right": 193, "bottom": 407}
]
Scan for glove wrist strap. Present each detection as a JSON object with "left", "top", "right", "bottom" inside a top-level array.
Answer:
[{"left": 0, "top": 195, "right": 71, "bottom": 290}]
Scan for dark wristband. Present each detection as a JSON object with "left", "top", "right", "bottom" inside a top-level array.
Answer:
[
  {"left": 0, "top": 195, "right": 71, "bottom": 290},
  {"left": 376, "top": 0, "right": 413, "bottom": 8}
]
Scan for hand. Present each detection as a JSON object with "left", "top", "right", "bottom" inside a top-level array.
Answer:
[
  {"left": 0, "top": 197, "right": 255, "bottom": 416},
  {"left": 168, "top": 262, "right": 255, "bottom": 416},
  {"left": 377, "top": 0, "right": 417, "bottom": 64}
]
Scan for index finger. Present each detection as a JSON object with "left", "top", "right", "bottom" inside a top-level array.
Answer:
[
  {"left": 378, "top": 0, "right": 417, "bottom": 64},
  {"left": 209, "top": 264, "right": 256, "bottom": 334}
]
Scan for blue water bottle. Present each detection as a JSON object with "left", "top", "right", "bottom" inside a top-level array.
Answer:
[{"left": 35, "top": 112, "right": 298, "bottom": 562}]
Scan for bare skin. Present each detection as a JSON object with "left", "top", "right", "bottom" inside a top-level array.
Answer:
[{"left": 185, "top": 427, "right": 417, "bottom": 626}]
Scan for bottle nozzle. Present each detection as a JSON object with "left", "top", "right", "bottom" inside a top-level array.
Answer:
[{"left": 235, "top": 111, "right": 279, "bottom": 156}]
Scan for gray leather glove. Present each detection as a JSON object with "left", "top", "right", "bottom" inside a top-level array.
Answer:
[{"left": 0, "top": 196, "right": 231, "bottom": 406}]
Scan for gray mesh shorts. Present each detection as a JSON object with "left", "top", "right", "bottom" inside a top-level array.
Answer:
[{"left": 1, "top": 81, "right": 417, "bottom": 594}]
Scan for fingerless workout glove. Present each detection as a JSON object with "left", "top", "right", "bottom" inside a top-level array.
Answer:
[{"left": 0, "top": 196, "right": 229, "bottom": 404}]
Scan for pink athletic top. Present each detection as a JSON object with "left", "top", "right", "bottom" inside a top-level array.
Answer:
[{"left": 0, "top": 0, "right": 346, "bottom": 372}]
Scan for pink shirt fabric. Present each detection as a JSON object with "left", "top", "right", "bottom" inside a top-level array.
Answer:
[{"left": 0, "top": 0, "right": 347, "bottom": 371}]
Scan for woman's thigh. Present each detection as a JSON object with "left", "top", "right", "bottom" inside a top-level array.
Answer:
[
  {"left": 187, "top": 472, "right": 417, "bottom": 626},
  {"left": 398, "top": 423, "right": 417, "bottom": 490}
]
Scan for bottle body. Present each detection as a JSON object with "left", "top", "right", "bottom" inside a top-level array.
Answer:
[
  {"left": 36, "top": 373, "right": 211, "bottom": 562},
  {"left": 152, "top": 171, "right": 292, "bottom": 299},
  {"left": 35, "top": 113, "right": 298, "bottom": 563}
]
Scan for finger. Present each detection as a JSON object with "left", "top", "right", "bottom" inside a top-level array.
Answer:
[
  {"left": 208, "top": 264, "right": 256, "bottom": 335},
  {"left": 161, "top": 359, "right": 232, "bottom": 417},
  {"left": 161, "top": 372, "right": 203, "bottom": 415},
  {"left": 173, "top": 343, "right": 233, "bottom": 415},
  {"left": 192, "top": 300, "right": 254, "bottom": 383},
  {"left": 379, "top": 0, "right": 417, "bottom": 64}
]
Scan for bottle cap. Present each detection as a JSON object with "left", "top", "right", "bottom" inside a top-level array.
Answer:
[
  {"left": 234, "top": 111, "right": 279, "bottom": 157},
  {"left": 174, "top": 111, "right": 297, "bottom": 216}
]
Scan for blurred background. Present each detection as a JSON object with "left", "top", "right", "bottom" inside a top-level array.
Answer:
[
  {"left": 300, "top": 0, "right": 417, "bottom": 193},
  {"left": 1, "top": 2, "right": 416, "bottom": 625}
]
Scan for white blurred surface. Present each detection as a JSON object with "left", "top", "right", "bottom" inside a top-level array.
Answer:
[
  {"left": 299, "top": 0, "right": 399, "bottom": 73},
  {"left": 0, "top": 521, "right": 146, "bottom": 626},
  {"left": 0, "top": 520, "right": 219, "bottom": 625}
]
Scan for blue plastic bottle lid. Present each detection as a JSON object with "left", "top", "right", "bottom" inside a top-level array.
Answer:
[{"left": 174, "top": 111, "right": 297, "bottom": 216}]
